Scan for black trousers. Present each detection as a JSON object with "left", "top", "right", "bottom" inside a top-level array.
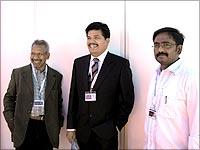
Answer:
[
  {"left": 77, "top": 131, "right": 118, "bottom": 150},
  {"left": 16, "top": 119, "right": 53, "bottom": 150}
]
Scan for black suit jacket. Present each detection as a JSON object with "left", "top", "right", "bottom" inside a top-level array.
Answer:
[
  {"left": 67, "top": 52, "right": 134, "bottom": 143},
  {"left": 3, "top": 64, "right": 64, "bottom": 148}
]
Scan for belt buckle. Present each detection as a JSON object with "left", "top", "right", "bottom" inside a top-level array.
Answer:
[
  {"left": 30, "top": 115, "right": 44, "bottom": 121},
  {"left": 39, "top": 115, "right": 44, "bottom": 120}
]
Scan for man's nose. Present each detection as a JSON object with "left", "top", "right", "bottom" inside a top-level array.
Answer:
[{"left": 158, "top": 46, "right": 165, "bottom": 52}]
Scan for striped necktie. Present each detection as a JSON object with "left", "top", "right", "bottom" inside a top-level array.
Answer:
[{"left": 91, "top": 58, "right": 99, "bottom": 81}]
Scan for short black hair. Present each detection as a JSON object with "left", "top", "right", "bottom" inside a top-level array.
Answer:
[
  {"left": 85, "top": 22, "right": 110, "bottom": 39},
  {"left": 31, "top": 40, "right": 49, "bottom": 52},
  {"left": 153, "top": 27, "right": 184, "bottom": 45}
]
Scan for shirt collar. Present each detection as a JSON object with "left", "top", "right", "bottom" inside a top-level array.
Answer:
[
  {"left": 90, "top": 49, "right": 108, "bottom": 63},
  {"left": 156, "top": 58, "right": 182, "bottom": 75},
  {"left": 31, "top": 63, "right": 47, "bottom": 73}
]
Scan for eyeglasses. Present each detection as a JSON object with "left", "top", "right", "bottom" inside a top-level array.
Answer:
[{"left": 152, "top": 43, "right": 176, "bottom": 49}]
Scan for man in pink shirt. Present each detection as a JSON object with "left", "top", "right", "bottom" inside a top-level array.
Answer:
[{"left": 145, "top": 27, "right": 199, "bottom": 149}]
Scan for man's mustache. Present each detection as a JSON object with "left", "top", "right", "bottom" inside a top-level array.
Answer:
[{"left": 156, "top": 52, "right": 168, "bottom": 57}]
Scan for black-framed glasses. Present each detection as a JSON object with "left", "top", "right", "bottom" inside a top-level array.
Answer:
[{"left": 152, "top": 42, "right": 176, "bottom": 49}]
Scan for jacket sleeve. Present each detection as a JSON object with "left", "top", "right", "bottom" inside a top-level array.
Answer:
[
  {"left": 67, "top": 60, "right": 78, "bottom": 129},
  {"left": 3, "top": 69, "right": 16, "bottom": 133},
  {"left": 58, "top": 73, "right": 64, "bottom": 128},
  {"left": 116, "top": 60, "right": 135, "bottom": 130}
]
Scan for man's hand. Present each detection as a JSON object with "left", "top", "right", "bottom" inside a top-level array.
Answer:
[{"left": 66, "top": 131, "right": 76, "bottom": 143}]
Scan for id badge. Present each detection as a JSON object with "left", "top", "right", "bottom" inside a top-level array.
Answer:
[
  {"left": 34, "top": 100, "right": 44, "bottom": 107},
  {"left": 85, "top": 91, "right": 96, "bottom": 101}
]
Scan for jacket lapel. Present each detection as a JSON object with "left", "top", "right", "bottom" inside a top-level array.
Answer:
[
  {"left": 45, "top": 66, "right": 56, "bottom": 100},
  {"left": 78, "top": 55, "right": 90, "bottom": 90},
  {"left": 93, "top": 52, "right": 114, "bottom": 90},
  {"left": 23, "top": 64, "right": 34, "bottom": 96}
]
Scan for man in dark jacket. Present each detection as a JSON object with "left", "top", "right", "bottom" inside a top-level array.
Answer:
[
  {"left": 3, "top": 40, "right": 64, "bottom": 150},
  {"left": 66, "top": 22, "right": 135, "bottom": 150}
]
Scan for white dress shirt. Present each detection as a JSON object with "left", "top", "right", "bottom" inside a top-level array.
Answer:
[
  {"left": 145, "top": 59, "right": 199, "bottom": 149},
  {"left": 88, "top": 49, "right": 108, "bottom": 90}
]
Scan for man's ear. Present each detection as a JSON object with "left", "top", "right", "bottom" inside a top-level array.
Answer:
[
  {"left": 177, "top": 45, "right": 182, "bottom": 54},
  {"left": 46, "top": 52, "right": 50, "bottom": 59},
  {"left": 106, "top": 38, "right": 110, "bottom": 43}
]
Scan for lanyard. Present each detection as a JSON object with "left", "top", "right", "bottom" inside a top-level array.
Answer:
[
  {"left": 89, "top": 71, "right": 99, "bottom": 90},
  {"left": 152, "top": 70, "right": 174, "bottom": 110},
  {"left": 33, "top": 65, "right": 48, "bottom": 93},
  {"left": 89, "top": 59, "right": 100, "bottom": 91},
  {"left": 152, "top": 72, "right": 163, "bottom": 110}
]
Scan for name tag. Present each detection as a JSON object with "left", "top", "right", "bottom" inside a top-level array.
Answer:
[
  {"left": 85, "top": 91, "right": 96, "bottom": 101},
  {"left": 34, "top": 100, "right": 44, "bottom": 106}
]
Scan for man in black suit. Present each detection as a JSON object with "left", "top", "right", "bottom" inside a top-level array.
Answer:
[
  {"left": 3, "top": 40, "right": 64, "bottom": 150},
  {"left": 66, "top": 22, "right": 135, "bottom": 150}
]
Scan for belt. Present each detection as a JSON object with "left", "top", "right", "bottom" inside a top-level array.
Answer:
[{"left": 30, "top": 115, "right": 44, "bottom": 121}]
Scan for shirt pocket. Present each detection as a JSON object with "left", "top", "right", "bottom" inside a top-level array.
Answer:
[{"left": 157, "top": 95, "right": 186, "bottom": 119}]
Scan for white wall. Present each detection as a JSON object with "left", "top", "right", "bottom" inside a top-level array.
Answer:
[{"left": 1, "top": 1, "right": 199, "bottom": 149}]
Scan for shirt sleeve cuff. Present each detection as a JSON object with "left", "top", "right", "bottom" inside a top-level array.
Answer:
[
  {"left": 67, "top": 129, "right": 76, "bottom": 131},
  {"left": 188, "top": 136, "right": 200, "bottom": 149}
]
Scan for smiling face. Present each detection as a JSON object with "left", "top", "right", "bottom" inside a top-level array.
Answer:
[
  {"left": 153, "top": 32, "right": 182, "bottom": 70},
  {"left": 87, "top": 30, "right": 110, "bottom": 57},
  {"left": 30, "top": 44, "right": 50, "bottom": 71}
]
